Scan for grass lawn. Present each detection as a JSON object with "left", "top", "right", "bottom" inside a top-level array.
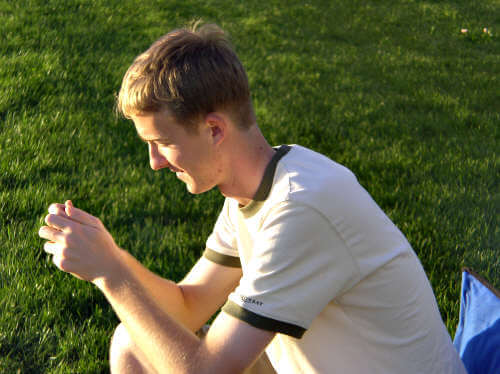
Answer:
[{"left": 0, "top": 0, "right": 498, "bottom": 372}]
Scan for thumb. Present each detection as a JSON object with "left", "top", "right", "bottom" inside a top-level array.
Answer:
[
  {"left": 65, "top": 200, "right": 73, "bottom": 216},
  {"left": 65, "top": 200, "right": 101, "bottom": 229}
]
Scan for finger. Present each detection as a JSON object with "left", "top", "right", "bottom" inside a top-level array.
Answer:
[
  {"left": 48, "top": 203, "right": 69, "bottom": 217},
  {"left": 38, "top": 226, "right": 65, "bottom": 242},
  {"left": 44, "top": 214, "right": 78, "bottom": 232},
  {"left": 64, "top": 200, "right": 101, "bottom": 229},
  {"left": 52, "top": 253, "right": 68, "bottom": 273},
  {"left": 70, "top": 272, "right": 85, "bottom": 281},
  {"left": 65, "top": 200, "right": 72, "bottom": 216},
  {"left": 44, "top": 241, "right": 60, "bottom": 255},
  {"left": 51, "top": 254, "right": 85, "bottom": 280},
  {"left": 48, "top": 202, "right": 93, "bottom": 227}
]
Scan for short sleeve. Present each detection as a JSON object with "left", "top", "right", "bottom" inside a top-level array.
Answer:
[
  {"left": 222, "top": 201, "right": 361, "bottom": 338},
  {"left": 204, "top": 199, "right": 241, "bottom": 268}
]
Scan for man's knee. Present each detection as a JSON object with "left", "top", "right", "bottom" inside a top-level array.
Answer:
[
  {"left": 110, "top": 323, "right": 153, "bottom": 374},
  {"left": 110, "top": 323, "right": 133, "bottom": 357}
]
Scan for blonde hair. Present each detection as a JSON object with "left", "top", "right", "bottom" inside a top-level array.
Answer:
[{"left": 117, "top": 22, "right": 255, "bottom": 131}]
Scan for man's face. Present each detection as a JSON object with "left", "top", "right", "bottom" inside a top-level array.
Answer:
[{"left": 132, "top": 111, "right": 221, "bottom": 194}]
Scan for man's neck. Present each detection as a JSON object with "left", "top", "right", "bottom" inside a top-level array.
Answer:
[{"left": 217, "top": 125, "right": 275, "bottom": 206}]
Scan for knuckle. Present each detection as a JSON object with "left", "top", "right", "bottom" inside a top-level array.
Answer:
[
  {"left": 46, "top": 214, "right": 61, "bottom": 227},
  {"left": 64, "top": 233, "right": 74, "bottom": 247},
  {"left": 59, "top": 247, "right": 73, "bottom": 263},
  {"left": 61, "top": 235, "right": 70, "bottom": 248}
]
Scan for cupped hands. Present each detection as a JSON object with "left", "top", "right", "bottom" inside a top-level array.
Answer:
[{"left": 38, "top": 200, "right": 124, "bottom": 286}]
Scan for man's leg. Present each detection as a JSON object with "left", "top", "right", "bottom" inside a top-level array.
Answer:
[{"left": 109, "top": 323, "right": 157, "bottom": 374}]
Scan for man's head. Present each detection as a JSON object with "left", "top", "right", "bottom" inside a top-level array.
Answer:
[{"left": 117, "top": 21, "right": 255, "bottom": 132}]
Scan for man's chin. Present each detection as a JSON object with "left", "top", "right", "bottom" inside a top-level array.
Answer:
[{"left": 185, "top": 183, "right": 215, "bottom": 195}]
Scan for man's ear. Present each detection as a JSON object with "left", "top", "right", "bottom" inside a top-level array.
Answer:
[{"left": 205, "top": 112, "right": 227, "bottom": 146}]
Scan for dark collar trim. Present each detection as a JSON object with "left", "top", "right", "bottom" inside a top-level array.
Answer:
[{"left": 252, "top": 145, "right": 291, "bottom": 202}]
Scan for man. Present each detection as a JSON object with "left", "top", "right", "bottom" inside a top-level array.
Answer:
[{"left": 39, "top": 23, "right": 466, "bottom": 373}]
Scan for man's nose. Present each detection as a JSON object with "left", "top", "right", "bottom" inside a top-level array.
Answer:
[{"left": 148, "top": 143, "right": 169, "bottom": 171}]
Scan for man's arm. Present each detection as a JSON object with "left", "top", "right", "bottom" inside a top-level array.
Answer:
[
  {"left": 101, "top": 263, "right": 274, "bottom": 373},
  {"left": 120, "top": 250, "right": 242, "bottom": 332},
  {"left": 39, "top": 201, "right": 274, "bottom": 373}
]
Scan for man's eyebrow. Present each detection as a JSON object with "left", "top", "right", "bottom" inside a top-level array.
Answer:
[{"left": 137, "top": 134, "right": 170, "bottom": 143}]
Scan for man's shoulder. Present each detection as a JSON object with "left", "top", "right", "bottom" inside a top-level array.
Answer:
[{"left": 273, "top": 145, "right": 359, "bottom": 205}]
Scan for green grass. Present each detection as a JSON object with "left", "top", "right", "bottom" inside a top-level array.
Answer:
[{"left": 1, "top": 0, "right": 498, "bottom": 372}]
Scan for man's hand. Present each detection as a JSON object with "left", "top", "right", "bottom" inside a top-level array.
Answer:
[{"left": 39, "top": 200, "right": 123, "bottom": 285}]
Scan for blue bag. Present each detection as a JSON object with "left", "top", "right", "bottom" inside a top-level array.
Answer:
[{"left": 453, "top": 268, "right": 500, "bottom": 374}]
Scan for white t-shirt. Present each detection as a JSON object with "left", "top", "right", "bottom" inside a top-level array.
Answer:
[{"left": 205, "top": 145, "right": 466, "bottom": 373}]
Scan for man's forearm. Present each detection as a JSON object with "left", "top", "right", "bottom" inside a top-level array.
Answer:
[
  {"left": 96, "top": 264, "right": 207, "bottom": 374},
  {"left": 118, "top": 249, "right": 203, "bottom": 332}
]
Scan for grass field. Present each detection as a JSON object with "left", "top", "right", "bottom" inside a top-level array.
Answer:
[{"left": 0, "top": 0, "right": 498, "bottom": 372}]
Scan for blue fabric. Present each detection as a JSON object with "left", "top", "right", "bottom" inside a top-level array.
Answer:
[{"left": 453, "top": 269, "right": 500, "bottom": 374}]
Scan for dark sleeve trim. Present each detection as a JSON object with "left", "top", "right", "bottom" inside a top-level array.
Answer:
[
  {"left": 222, "top": 300, "right": 306, "bottom": 339},
  {"left": 203, "top": 248, "right": 241, "bottom": 268}
]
